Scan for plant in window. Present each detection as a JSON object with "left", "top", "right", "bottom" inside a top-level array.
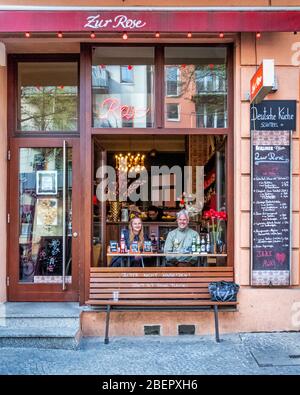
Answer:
[{"left": 203, "top": 209, "right": 227, "bottom": 253}]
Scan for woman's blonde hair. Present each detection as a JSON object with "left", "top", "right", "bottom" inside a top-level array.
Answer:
[{"left": 129, "top": 216, "right": 144, "bottom": 249}]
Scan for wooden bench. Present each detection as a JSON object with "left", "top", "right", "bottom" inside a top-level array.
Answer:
[{"left": 87, "top": 267, "right": 237, "bottom": 344}]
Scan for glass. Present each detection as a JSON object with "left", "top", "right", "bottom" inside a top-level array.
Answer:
[
  {"left": 18, "top": 62, "right": 78, "bottom": 132},
  {"left": 92, "top": 47, "right": 155, "bottom": 128},
  {"left": 164, "top": 47, "right": 228, "bottom": 128},
  {"left": 18, "top": 148, "right": 72, "bottom": 283}
]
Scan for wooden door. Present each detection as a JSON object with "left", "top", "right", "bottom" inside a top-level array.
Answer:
[{"left": 8, "top": 138, "right": 80, "bottom": 301}]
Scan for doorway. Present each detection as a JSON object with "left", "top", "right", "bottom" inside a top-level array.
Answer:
[{"left": 8, "top": 138, "right": 80, "bottom": 301}]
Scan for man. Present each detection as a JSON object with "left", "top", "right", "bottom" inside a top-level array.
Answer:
[
  {"left": 163, "top": 209, "right": 199, "bottom": 266},
  {"left": 147, "top": 205, "right": 162, "bottom": 221}
]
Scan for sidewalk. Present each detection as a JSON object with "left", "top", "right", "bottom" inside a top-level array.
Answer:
[{"left": 0, "top": 332, "right": 300, "bottom": 375}]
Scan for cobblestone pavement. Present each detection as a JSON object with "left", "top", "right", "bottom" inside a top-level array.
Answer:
[{"left": 0, "top": 333, "right": 300, "bottom": 375}]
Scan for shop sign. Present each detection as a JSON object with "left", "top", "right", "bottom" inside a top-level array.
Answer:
[
  {"left": 1, "top": 11, "right": 300, "bottom": 33},
  {"left": 84, "top": 14, "right": 146, "bottom": 30},
  {"left": 251, "top": 130, "right": 291, "bottom": 286},
  {"left": 250, "top": 100, "right": 296, "bottom": 131},
  {"left": 250, "top": 59, "right": 275, "bottom": 104}
]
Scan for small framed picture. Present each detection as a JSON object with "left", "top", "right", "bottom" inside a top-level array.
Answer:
[
  {"left": 36, "top": 170, "right": 57, "bottom": 195},
  {"left": 143, "top": 240, "right": 152, "bottom": 253},
  {"left": 131, "top": 241, "right": 139, "bottom": 253},
  {"left": 109, "top": 241, "right": 119, "bottom": 253}
]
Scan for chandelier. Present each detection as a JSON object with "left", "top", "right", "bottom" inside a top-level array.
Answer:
[{"left": 115, "top": 153, "right": 145, "bottom": 173}]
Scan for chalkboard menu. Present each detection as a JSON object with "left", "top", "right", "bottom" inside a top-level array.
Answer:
[
  {"left": 251, "top": 130, "right": 291, "bottom": 286},
  {"left": 35, "top": 236, "right": 63, "bottom": 276},
  {"left": 250, "top": 100, "right": 296, "bottom": 131}
]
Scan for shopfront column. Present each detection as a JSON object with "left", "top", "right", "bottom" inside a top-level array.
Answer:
[{"left": 0, "top": 42, "right": 7, "bottom": 302}]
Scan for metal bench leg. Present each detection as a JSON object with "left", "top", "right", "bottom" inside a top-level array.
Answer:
[
  {"left": 213, "top": 305, "right": 220, "bottom": 343},
  {"left": 104, "top": 305, "right": 111, "bottom": 344}
]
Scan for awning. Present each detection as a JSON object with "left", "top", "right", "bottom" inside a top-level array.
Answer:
[{"left": 0, "top": 10, "right": 300, "bottom": 33}]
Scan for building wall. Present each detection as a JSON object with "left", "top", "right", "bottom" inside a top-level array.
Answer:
[
  {"left": 82, "top": 32, "right": 300, "bottom": 336},
  {"left": 0, "top": 44, "right": 7, "bottom": 302}
]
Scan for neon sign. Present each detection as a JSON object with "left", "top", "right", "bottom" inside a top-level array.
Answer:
[{"left": 98, "top": 98, "right": 149, "bottom": 121}]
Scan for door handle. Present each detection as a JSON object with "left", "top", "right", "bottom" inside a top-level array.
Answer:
[{"left": 73, "top": 232, "right": 78, "bottom": 238}]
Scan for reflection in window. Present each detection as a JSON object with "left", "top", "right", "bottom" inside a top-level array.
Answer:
[
  {"left": 92, "top": 47, "right": 154, "bottom": 128},
  {"left": 19, "top": 148, "right": 73, "bottom": 283},
  {"left": 120, "top": 66, "right": 134, "bottom": 83},
  {"left": 164, "top": 47, "right": 227, "bottom": 128},
  {"left": 166, "top": 66, "right": 180, "bottom": 97},
  {"left": 18, "top": 62, "right": 78, "bottom": 132},
  {"left": 166, "top": 103, "right": 180, "bottom": 121}
]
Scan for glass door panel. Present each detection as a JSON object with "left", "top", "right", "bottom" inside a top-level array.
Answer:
[
  {"left": 8, "top": 139, "right": 79, "bottom": 301},
  {"left": 19, "top": 147, "right": 72, "bottom": 284}
]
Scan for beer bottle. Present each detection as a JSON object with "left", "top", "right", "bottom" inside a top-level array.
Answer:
[
  {"left": 191, "top": 236, "right": 197, "bottom": 254},
  {"left": 120, "top": 230, "right": 126, "bottom": 253},
  {"left": 201, "top": 235, "right": 206, "bottom": 253},
  {"left": 196, "top": 236, "right": 201, "bottom": 253},
  {"left": 206, "top": 233, "right": 211, "bottom": 253}
]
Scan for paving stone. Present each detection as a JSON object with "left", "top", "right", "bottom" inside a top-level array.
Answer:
[{"left": 0, "top": 333, "right": 300, "bottom": 375}]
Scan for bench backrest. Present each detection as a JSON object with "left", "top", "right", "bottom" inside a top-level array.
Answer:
[{"left": 88, "top": 267, "right": 234, "bottom": 304}]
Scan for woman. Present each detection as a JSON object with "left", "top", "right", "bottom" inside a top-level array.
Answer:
[{"left": 111, "top": 216, "right": 148, "bottom": 267}]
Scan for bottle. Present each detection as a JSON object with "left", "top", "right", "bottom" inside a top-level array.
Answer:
[
  {"left": 191, "top": 236, "right": 196, "bottom": 254},
  {"left": 173, "top": 238, "right": 179, "bottom": 251},
  {"left": 151, "top": 233, "right": 158, "bottom": 253},
  {"left": 196, "top": 236, "right": 201, "bottom": 253},
  {"left": 201, "top": 235, "right": 206, "bottom": 253},
  {"left": 120, "top": 230, "right": 126, "bottom": 253},
  {"left": 206, "top": 233, "right": 211, "bottom": 253}
]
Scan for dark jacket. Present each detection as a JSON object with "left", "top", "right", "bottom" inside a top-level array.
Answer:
[{"left": 110, "top": 229, "right": 149, "bottom": 267}]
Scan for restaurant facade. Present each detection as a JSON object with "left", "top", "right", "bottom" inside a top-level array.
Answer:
[{"left": 0, "top": 1, "right": 300, "bottom": 337}]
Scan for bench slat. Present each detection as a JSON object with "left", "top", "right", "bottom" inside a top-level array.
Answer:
[
  {"left": 90, "top": 288, "right": 210, "bottom": 293},
  {"left": 87, "top": 301, "right": 237, "bottom": 306},
  {"left": 90, "top": 267, "right": 233, "bottom": 273},
  {"left": 90, "top": 277, "right": 232, "bottom": 284},
  {"left": 90, "top": 272, "right": 233, "bottom": 279},
  {"left": 89, "top": 293, "right": 211, "bottom": 299}
]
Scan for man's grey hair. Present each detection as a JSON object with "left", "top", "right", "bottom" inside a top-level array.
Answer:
[{"left": 176, "top": 209, "right": 190, "bottom": 220}]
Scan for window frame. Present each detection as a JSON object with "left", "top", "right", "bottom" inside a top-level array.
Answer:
[
  {"left": 90, "top": 43, "right": 232, "bottom": 134},
  {"left": 166, "top": 103, "right": 180, "bottom": 122},
  {"left": 165, "top": 65, "right": 180, "bottom": 97},
  {"left": 8, "top": 53, "right": 80, "bottom": 138},
  {"left": 120, "top": 65, "right": 134, "bottom": 84}
]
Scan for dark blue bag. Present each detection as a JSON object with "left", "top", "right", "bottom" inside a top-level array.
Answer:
[{"left": 208, "top": 281, "right": 239, "bottom": 302}]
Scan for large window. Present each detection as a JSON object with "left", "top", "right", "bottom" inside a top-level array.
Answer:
[
  {"left": 164, "top": 47, "right": 227, "bottom": 128},
  {"left": 17, "top": 62, "right": 78, "bottom": 132},
  {"left": 91, "top": 45, "right": 229, "bottom": 130},
  {"left": 92, "top": 47, "right": 155, "bottom": 128},
  {"left": 93, "top": 134, "right": 228, "bottom": 268}
]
